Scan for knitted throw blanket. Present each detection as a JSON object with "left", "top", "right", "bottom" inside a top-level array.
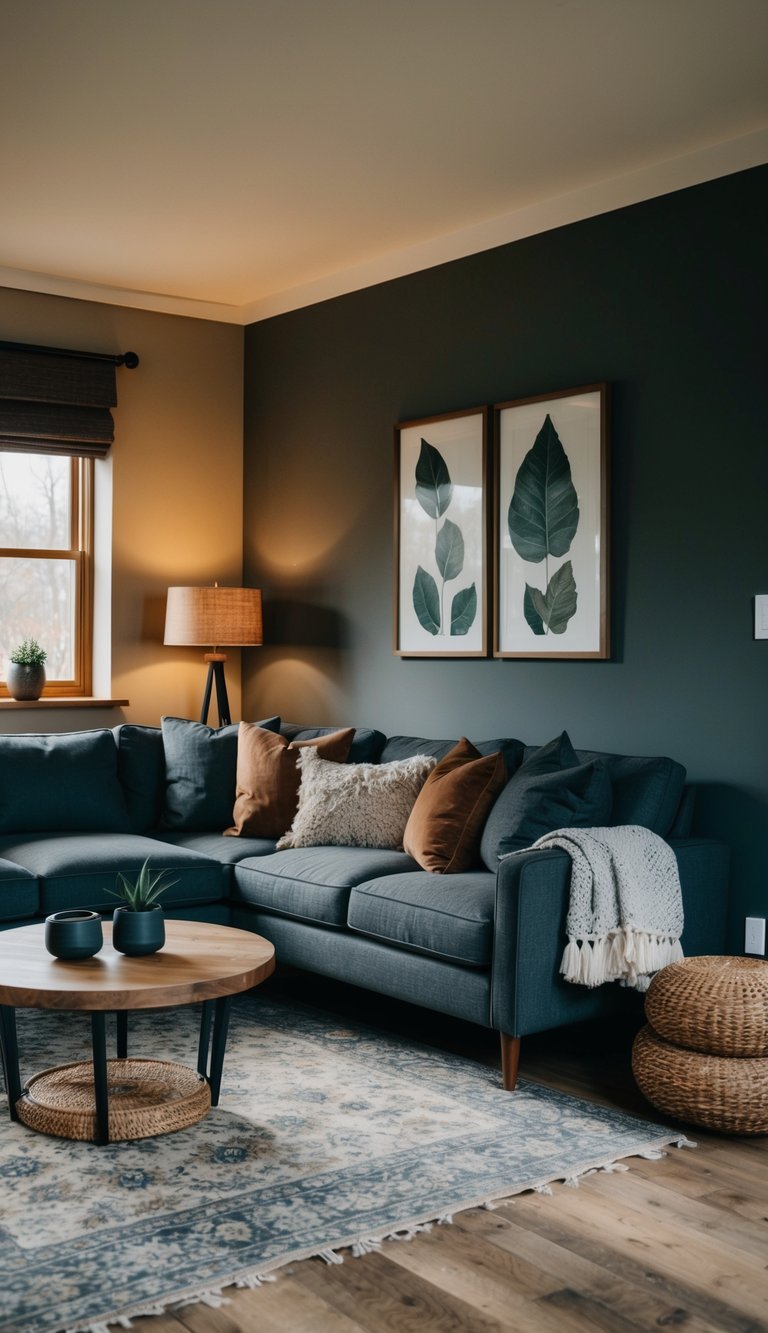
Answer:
[{"left": 522, "top": 824, "right": 684, "bottom": 991}]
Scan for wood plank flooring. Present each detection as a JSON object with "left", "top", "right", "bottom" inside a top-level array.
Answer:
[{"left": 128, "top": 973, "right": 768, "bottom": 1333}]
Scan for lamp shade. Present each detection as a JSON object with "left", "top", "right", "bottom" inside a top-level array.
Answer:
[{"left": 164, "top": 586, "right": 263, "bottom": 648}]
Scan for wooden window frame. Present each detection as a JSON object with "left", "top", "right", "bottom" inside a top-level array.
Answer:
[{"left": 0, "top": 454, "right": 93, "bottom": 698}]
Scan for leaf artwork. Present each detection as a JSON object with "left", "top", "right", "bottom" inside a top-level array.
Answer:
[
  {"left": 508, "top": 413, "right": 579, "bottom": 637},
  {"left": 410, "top": 438, "right": 477, "bottom": 638}
]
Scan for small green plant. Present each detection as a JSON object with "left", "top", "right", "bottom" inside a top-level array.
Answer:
[
  {"left": 108, "top": 859, "right": 176, "bottom": 912},
  {"left": 10, "top": 638, "right": 47, "bottom": 667}
]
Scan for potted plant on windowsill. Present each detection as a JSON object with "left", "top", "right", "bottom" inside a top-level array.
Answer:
[
  {"left": 108, "top": 859, "right": 176, "bottom": 956},
  {"left": 6, "top": 638, "right": 47, "bottom": 701}
]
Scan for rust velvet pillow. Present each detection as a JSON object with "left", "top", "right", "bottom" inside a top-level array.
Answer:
[
  {"left": 225, "top": 724, "right": 354, "bottom": 838},
  {"left": 402, "top": 737, "right": 507, "bottom": 873}
]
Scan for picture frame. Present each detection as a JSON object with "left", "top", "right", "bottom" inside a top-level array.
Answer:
[
  {"left": 493, "top": 384, "right": 609, "bottom": 659},
  {"left": 394, "top": 407, "right": 489, "bottom": 657}
]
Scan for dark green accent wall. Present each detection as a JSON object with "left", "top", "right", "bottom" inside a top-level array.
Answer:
[{"left": 244, "top": 165, "right": 767, "bottom": 946}]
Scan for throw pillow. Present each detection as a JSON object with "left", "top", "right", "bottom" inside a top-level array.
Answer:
[
  {"left": 403, "top": 737, "right": 507, "bottom": 873},
  {"left": 480, "top": 753, "right": 613, "bottom": 867},
  {"left": 277, "top": 749, "right": 436, "bottom": 850},
  {"left": 161, "top": 715, "right": 281, "bottom": 832},
  {"left": 225, "top": 724, "right": 355, "bottom": 838},
  {"left": 0, "top": 729, "right": 130, "bottom": 834}
]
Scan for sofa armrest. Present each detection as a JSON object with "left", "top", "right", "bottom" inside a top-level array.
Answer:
[{"left": 489, "top": 837, "right": 730, "bottom": 1040}]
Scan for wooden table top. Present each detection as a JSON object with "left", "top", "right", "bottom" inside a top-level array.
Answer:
[{"left": 0, "top": 920, "right": 275, "bottom": 1011}]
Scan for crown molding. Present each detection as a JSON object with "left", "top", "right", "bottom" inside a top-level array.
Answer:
[{"left": 2, "top": 128, "right": 766, "bottom": 328}]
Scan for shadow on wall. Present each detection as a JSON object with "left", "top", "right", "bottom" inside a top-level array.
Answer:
[
  {"left": 693, "top": 781, "right": 768, "bottom": 950},
  {"left": 264, "top": 599, "right": 350, "bottom": 650}
]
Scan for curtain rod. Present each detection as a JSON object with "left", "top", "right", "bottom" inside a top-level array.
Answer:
[{"left": 0, "top": 340, "right": 139, "bottom": 368}]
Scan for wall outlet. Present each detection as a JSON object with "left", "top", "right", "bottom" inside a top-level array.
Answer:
[{"left": 745, "top": 917, "right": 766, "bottom": 955}]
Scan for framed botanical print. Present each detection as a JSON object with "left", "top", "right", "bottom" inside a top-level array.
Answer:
[
  {"left": 394, "top": 407, "right": 488, "bottom": 657},
  {"left": 494, "top": 384, "right": 609, "bottom": 659}
]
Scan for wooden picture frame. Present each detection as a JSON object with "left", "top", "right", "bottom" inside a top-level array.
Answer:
[
  {"left": 394, "top": 407, "right": 489, "bottom": 657},
  {"left": 493, "top": 384, "right": 609, "bottom": 659}
]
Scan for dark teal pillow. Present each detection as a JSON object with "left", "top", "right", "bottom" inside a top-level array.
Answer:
[
  {"left": 161, "top": 715, "right": 280, "bottom": 831},
  {"left": 0, "top": 730, "right": 130, "bottom": 833},
  {"left": 480, "top": 733, "right": 611, "bottom": 867},
  {"left": 114, "top": 724, "right": 166, "bottom": 832}
]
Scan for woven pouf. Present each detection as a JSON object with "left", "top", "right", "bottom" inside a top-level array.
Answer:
[
  {"left": 644, "top": 955, "right": 768, "bottom": 1057},
  {"left": 632, "top": 955, "right": 768, "bottom": 1136}
]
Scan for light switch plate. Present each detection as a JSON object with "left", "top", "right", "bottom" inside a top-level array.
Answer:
[
  {"left": 755, "top": 595, "right": 768, "bottom": 640},
  {"left": 745, "top": 917, "right": 766, "bottom": 955}
]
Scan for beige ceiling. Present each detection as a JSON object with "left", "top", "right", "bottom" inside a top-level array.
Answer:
[{"left": 2, "top": 0, "right": 766, "bottom": 323}]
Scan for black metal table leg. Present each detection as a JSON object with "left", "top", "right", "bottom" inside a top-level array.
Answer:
[
  {"left": 0, "top": 1005, "right": 21, "bottom": 1121},
  {"left": 116, "top": 1011, "right": 128, "bottom": 1059},
  {"left": 197, "top": 1000, "right": 213, "bottom": 1078},
  {"left": 207, "top": 996, "right": 232, "bottom": 1106},
  {"left": 91, "top": 1012, "right": 109, "bottom": 1145}
]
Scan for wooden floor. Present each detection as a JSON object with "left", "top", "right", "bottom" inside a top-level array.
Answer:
[{"left": 130, "top": 973, "right": 768, "bottom": 1333}]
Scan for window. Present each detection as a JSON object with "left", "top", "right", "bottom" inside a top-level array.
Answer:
[{"left": 0, "top": 451, "right": 93, "bottom": 696}]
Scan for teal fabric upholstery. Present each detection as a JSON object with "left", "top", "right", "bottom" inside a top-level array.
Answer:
[
  {"left": 280, "top": 723, "right": 386, "bottom": 764},
  {"left": 348, "top": 871, "right": 495, "bottom": 966},
  {"left": 114, "top": 724, "right": 166, "bottom": 832},
  {"left": 233, "top": 846, "right": 414, "bottom": 927},
  {"left": 381, "top": 734, "right": 525, "bottom": 774},
  {"left": 567, "top": 749, "right": 686, "bottom": 836},
  {"left": 0, "top": 833, "right": 225, "bottom": 916},
  {"left": 480, "top": 758, "right": 612, "bottom": 867},
  {"left": 155, "top": 831, "right": 277, "bottom": 863},
  {"left": 161, "top": 715, "right": 280, "bottom": 832},
  {"left": 0, "top": 856, "right": 38, "bottom": 922},
  {"left": 0, "top": 730, "right": 130, "bottom": 834}
]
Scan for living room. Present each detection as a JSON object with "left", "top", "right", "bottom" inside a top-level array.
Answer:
[{"left": 1, "top": 2, "right": 766, "bottom": 1330}]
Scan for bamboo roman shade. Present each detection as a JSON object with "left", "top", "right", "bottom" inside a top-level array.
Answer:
[{"left": 0, "top": 341, "right": 137, "bottom": 458}]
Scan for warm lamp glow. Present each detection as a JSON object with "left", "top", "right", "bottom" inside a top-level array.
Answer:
[
  {"left": 164, "top": 585, "right": 263, "bottom": 649},
  {"left": 163, "top": 584, "right": 263, "bottom": 726}
]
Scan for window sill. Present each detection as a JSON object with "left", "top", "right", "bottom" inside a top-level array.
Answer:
[{"left": 0, "top": 697, "right": 129, "bottom": 709}]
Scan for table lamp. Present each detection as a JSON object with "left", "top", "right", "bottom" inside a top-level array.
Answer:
[{"left": 164, "top": 584, "right": 263, "bottom": 726}]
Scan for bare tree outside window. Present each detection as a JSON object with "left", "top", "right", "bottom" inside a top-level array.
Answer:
[{"left": 0, "top": 452, "right": 92, "bottom": 692}]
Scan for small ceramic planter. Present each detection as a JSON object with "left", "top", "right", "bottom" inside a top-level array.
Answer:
[
  {"left": 112, "top": 905, "right": 166, "bottom": 956},
  {"left": 7, "top": 662, "right": 46, "bottom": 701},
  {"left": 45, "top": 909, "right": 103, "bottom": 960}
]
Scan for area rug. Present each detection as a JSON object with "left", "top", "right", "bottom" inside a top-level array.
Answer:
[{"left": 0, "top": 993, "right": 688, "bottom": 1333}]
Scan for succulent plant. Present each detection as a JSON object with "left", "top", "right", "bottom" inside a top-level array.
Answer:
[{"left": 108, "top": 859, "right": 176, "bottom": 912}]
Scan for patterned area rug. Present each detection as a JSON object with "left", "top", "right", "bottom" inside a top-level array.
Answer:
[{"left": 1, "top": 994, "right": 686, "bottom": 1333}]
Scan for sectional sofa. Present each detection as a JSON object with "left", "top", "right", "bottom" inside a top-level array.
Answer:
[{"left": 0, "top": 719, "right": 729, "bottom": 1088}]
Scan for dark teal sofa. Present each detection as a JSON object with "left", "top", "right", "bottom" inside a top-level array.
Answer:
[{"left": 0, "top": 721, "right": 729, "bottom": 1088}]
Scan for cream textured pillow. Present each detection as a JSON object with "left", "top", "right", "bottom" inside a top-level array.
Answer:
[{"left": 276, "top": 749, "right": 436, "bottom": 850}]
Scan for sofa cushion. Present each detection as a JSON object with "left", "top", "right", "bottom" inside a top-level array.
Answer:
[
  {"left": 0, "top": 856, "right": 38, "bottom": 923},
  {"left": 403, "top": 738, "right": 507, "bottom": 873},
  {"left": 0, "top": 834, "right": 225, "bottom": 916},
  {"left": 381, "top": 733, "right": 525, "bottom": 775},
  {"left": 569, "top": 749, "right": 686, "bottom": 836},
  {"left": 277, "top": 750, "right": 436, "bottom": 850},
  {"left": 155, "top": 831, "right": 277, "bottom": 863},
  {"left": 348, "top": 871, "right": 496, "bottom": 967},
  {"left": 281, "top": 723, "right": 386, "bottom": 765},
  {"left": 481, "top": 734, "right": 613, "bottom": 866},
  {"left": 160, "top": 715, "right": 280, "bottom": 831},
  {"left": 233, "top": 846, "right": 415, "bottom": 927},
  {"left": 226, "top": 725, "right": 354, "bottom": 838},
  {"left": 0, "top": 730, "right": 130, "bottom": 834},
  {"left": 114, "top": 724, "right": 166, "bottom": 832}
]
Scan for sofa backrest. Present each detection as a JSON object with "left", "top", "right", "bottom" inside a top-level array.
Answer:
[
  {"left": 280, "top": 723, "right": 386, "bottom": 765},
  {"left": 522, "top": 744, "right": 687, "bottom": 837},
  {"left": 380, "top": 734, "right": 526, "bottom": 778},
  {"left": 0, "top": 730, "right": 131, "bottom": 833}
]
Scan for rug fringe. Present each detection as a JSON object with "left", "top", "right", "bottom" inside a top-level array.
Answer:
[{"left": 64, "top": 1138, "right": 691, "bottom": 1333}]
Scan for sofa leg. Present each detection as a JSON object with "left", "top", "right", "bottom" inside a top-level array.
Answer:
[{"left": 500, "top": 1032, "right": 521, "bottom": 1091}]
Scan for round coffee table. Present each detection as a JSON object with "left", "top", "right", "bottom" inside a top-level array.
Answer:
[{"left": 0, "top": 919, "right": 275, "bottom": 1144}]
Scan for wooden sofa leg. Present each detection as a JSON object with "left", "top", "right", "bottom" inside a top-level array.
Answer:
[{"left": 500, "top": 1033, "right": 521, "bottom": 1091}]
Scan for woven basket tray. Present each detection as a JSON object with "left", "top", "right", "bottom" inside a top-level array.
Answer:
[
  {"left": 644, "top": 955, "right": 768, "bottom": 1058},
  {"left": 17, "top": 1058, "right": 211, "bottom": 1143},
  {"left": 632, "top": 1024, "right": 768, "bottom": 1135}
]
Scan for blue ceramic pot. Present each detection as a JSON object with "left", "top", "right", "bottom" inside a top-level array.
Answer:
[
  {"left": 112, "top": 905, "right": 165, "bottom": 956},
  {"left": 45, "top": 909, "right": 103, "bottom": 960}
]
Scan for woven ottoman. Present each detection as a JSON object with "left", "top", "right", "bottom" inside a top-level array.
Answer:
[{"left": 632, "top": 955, "right": 768, "bottom": 1135}]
